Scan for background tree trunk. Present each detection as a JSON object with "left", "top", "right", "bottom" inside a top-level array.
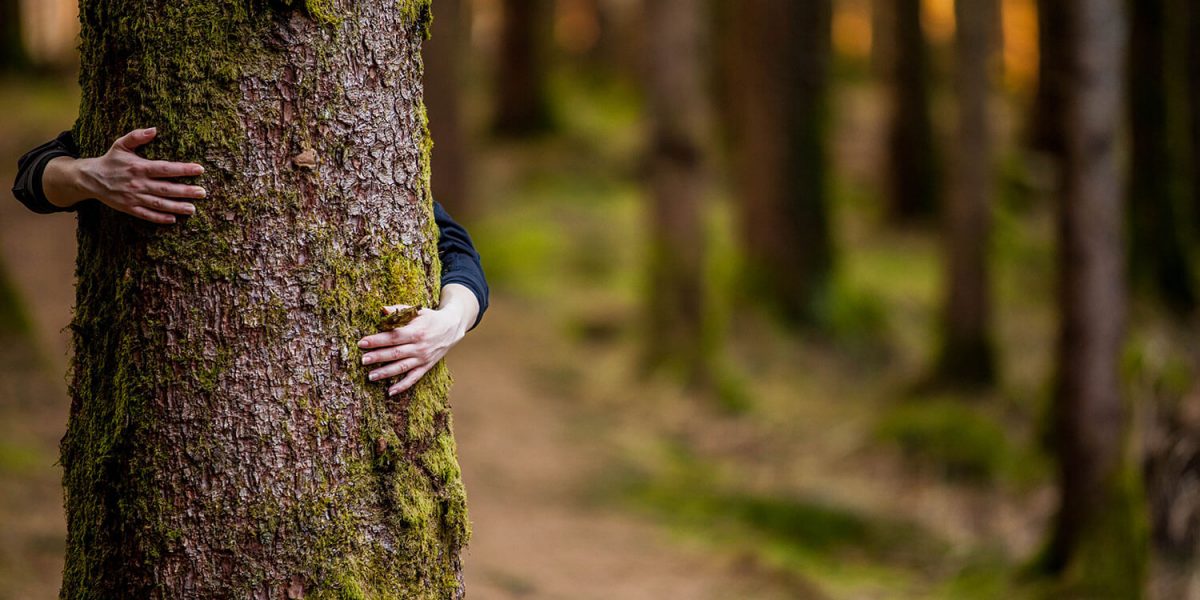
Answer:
[
  {"left": 425, "top": 0, "right": 472, "bottom": 217},
  {"left": 886, "top": 0, "right": 941, "bottom": 223},
  {"left": 1046, "top": 0, "right": 1147, "bottom": 595},
  {"left": 643, "top": 0, "right": 709, "bottom": 383},
  {"left": 62, "top": 1, "right": 470, "bottom": 597},
  {"left": 1127, "top": 0, "right": 1196, "bottom": 313},
  {"left": 0, "top": 0, "right": 29, "bottom": 72},
  {"left": 1027, "top": 0, "right": 1069, "bottom": 159},
  {"left": 937, "top": 0, "right": 997, "bottom": 386},
  {"left": 493, "top": 0, "right": 554, "bottom": 135},
  {"left": 726, "top": 0, "right": 834, "bottom": 326}
]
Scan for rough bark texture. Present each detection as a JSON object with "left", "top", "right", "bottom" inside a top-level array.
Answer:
[
  {"left": 493, "top": 0, "right": 554, "bottom": 135},
  {"left": 1127, "top": 0, "right": 1196, "bottom": 313},
  {"left": 727, "top": 0, "right": 834, "bottom": 326},
  {"left": 1047, "top": 0, "right": 1147, "bottom": 595},
  {"left": 936, "top": 0, "right": 996, "bottom": 386},
  {"left": 424, "top": 0, "right": 471, "bottom": 217},
  {"left": 644, "top": 0, "right": 709, "bottom": 382},
  {"left": 0, "top": 0, "right": 29, "bottom": 71},
  {"left": 62, "top": 1, "right": 470, "bottom": 598},
  {"left": 886, "top": 0, "right": 940, "bottom": 223}
]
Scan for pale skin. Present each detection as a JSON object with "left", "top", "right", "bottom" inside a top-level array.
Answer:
[{"left": 43, "top": 127, "right": 478, "bottom": 395}]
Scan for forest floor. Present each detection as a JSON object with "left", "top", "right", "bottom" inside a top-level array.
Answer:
[{"left": 0, "top": 72, "right": 1120, "bottom": 599}]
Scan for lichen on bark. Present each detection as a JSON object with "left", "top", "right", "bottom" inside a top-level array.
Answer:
[{"left": 61, "top": 1, "right": 467, "bottom": 597}]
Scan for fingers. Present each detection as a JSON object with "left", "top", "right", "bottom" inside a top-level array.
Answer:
[
  {"left": 383, "top": 304, "right": 412, "bottom": 313},
  {"left": 141, "top": 180, "right": 206, "bottom": 200},
  {"left": 357, "top": 327, "right": 423, "bottom": 349},
  {"left": 136, "top": 194, "right": 196, "bottom": 216},
  {"left": 362, "top": 343, "right": 420, "bottom": 366},
  {"left": 140, "top": 160, "right": 205, "bottom": 179},
  {"left": 389, "top": 364, "right": 433, "bottom": 396},
  {"left": 367, "top": 357, "right": 423, "bottom": 383},
  {"left": 113, "top": 127, "right": 157, "bottom": 152},
  {"left": 127, "top": 205, "right": 177, "bottom": 225}
]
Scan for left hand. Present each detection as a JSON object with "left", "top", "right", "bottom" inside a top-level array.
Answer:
[{"left": 357, "top": 296, "right": 473, "bottom": 396}]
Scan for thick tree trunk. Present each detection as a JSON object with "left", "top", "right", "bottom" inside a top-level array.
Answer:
[
  {"left": 425, "top": 0, "right": 471, "bottom": 216},
  {"left": 1046, "top": 0, "right": 1146, "bottom": 595},
  {"left": 886, "top": 0, "right": 940, "bottom": 223},
  {"left": 1127, "top": 0, "right": 1196, "bottom": 313},
  {"left": 0, "top": 0, "right": 29, "bottom": 71},
  {"left": 936, "top": 0, "right": 997, "bottom": 386},
  {"left": 1189, "top": 0, "right": 1200, "bottom": 235},
  {"left": 644, "top": 0, "right": 709, "bottom": 382},
  {"left": 493, "top": 0, "right": 554, "bottom": 135},
  {"left": 727, "top": 0, "right": 834, "bottom": 326},
  {"left": 62, "top": 1, "right": 469, "bottom": 597},
  {"left": 870, "top": 0, "right": 894, "bottom": 82}
]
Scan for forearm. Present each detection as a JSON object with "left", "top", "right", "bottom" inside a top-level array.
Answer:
[
  {"left": 439, "top": 283, "right": 480, "bottom": 339},
  {"left": 41, "top": 156, "right": 93, "bottom": 209}
]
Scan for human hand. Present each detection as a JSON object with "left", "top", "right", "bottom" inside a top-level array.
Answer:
[
  {"left": 357, "top": 302, "right": 470, "bottom": 396},
  {"left": 46, "top": 127, "right": 207, "bottom": 224}
]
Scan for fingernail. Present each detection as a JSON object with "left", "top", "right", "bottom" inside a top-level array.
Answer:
[
  {"left": 361, "top": 357, "right": 369, "bottom": 365},
  {"left": 166, "top": 217, "right": 176, "bottom": 224},
  {"left": 145, "top": 127, "right": 157, "bottom": 135},
  {"left": 186, "top": 205, "right": 196, "bottom": 215},
  {"left": 196, "top": 187, "right": 206, "bottom": 198},
  {"left": 369, "top": 372, "right": 379, "bottom": 381},
  {"left": 388, "top": 387, "right": 398, "bottom": 396},
  {"left": 357, "top": 340, "right": 368, "bottom": 348}
]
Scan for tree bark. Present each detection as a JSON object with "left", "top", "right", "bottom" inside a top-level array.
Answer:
[
  {"left": 425, "top": 0, "right": 471, "bottom": 217},
  {"left": 1046, "top": 0, "right": 1147, "bottom": 595},
  {"left": 1027, "top": 0, "right": 1070, "bottom": 158},
  {"left": 936, "top": 0, "right": 997, "bottom": 386},
  {"left": 726, "top": 0, "right": 835, "bottom": 326},
  {"left": 886, "top": 0, "right": 941, "bottom": 223},
  {"left": 62, "top": 1, "right": 469, "bottom": 597},
  {"left": 1127, "top": 0, "right": 1196, "bottom": 313},
  {"left": 493, "top": 0, "right": 554, "bottom": 135},
  {"left": 643, "top": 0, "right": 709, "bottom": 382}
]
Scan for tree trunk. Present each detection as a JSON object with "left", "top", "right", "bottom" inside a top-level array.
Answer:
[
  {"left": 0, "top": 0, "right": 29, "bottom": 71},
  {"left": 1027, "top": 0, "right": 1070, "bottom": 160},
  {"left": 1046, "top": 0, "right": 1146, "bottom": 595},
  {"left": 727, "top": 0, "right": 835, "bottom": 326},
  {"left": 644, "top": 0, "right": 709, "bottom": 382},
  {"left": 1189, "top": 0, "right": 1200, "bottom": 235},
  {"left": 936, "top": 0, "right": 997, "bottom": 386},
  {"left": 870, "top": 0, "right": 894, "bottom": 82},
  {"left": 1127, "top": 0, "right": 1196, "bottom": 313},
  {"left": 425, "top": 0, "right": 471, "bottom": 217},
  {"left": 493, "top": 0, "right": 554, "bottom": 135},
  {"left": 886, "top": 0, "right": 941, "bottom": 223},
  {"left": 62, "top": 2, "right": 469, "bottom": 597}
]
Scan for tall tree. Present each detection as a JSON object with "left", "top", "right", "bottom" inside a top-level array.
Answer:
[
  {"left": 1027, "top": 0, "right": 1070, "bottom": 158},
  {"left": 0, "top": 0, "right": 29, "bottom": 71},
  {"left": 1189, "top": 0, "right": 1200, "bottom": 233},
  {"left": 885, "top": 0, "right": 940, "bottom": 222},
  {"left": 936, "top": 0, "right": 997, "bottom": 386},
  {"left": 1127, "top": 0, "right": 1196, "bottom": 313},
  {"left": 493, "top": 0, "right": 554, "bottom": 135},
  {"left": 424, "top": 0, "right": 471, "bottom": 216},
  {"left": 644, "top": 0, "right": 710, "bottom": 382},
  {"left": 61, "top": 1, "right": 470, "bottom": 596},
  {"left": 1045, "top": 0, "right": 1146, "bottom": 595},
  {"left": 726, "top": 0, "right": 834, "bottom": 325}
]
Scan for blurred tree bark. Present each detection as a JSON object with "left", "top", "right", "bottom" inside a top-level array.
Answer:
[
  {"left": 1027, "top": 0, "right": 1069, "bottom": 158},
  {"left": 936, "top": 0, "right": 997, "bottom": 386},
  {"left": 0, "top": 0, "right": 29, "bottom": 71},
  {"left": 1190, "top": 0, "right": 1200, "bottom": 234},
  {"left": 1127, "top": 0, "right": 1196, "bottom": 313},
  {"left": 425, "top": 0, "right": 471, "bottom": 216},
  {"left": 643, "top": 0, "right": 710, "bottom": 383},
  {"left": 726, "top": 0, "right": 834, "bottom": 325},
  {"left": 885, "top": 0, "right": 940, "bottom": 223},
  {"left": 1045, "top": 0, "right": 1146, "bottom": 595},
  {"left": 493, "top": 0, "right": 554, "bottom": 135},
  {"left": 870, "top": 0, "right": 894, "bottom": 82},
  {"left": 62, "top": 1, "right": 469, "bottom": 597}
]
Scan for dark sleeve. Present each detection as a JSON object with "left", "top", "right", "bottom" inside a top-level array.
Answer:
[
  {"left": 11, "top": 130, "right": 81, "bottom": 214},
  {"left": 434, "top": 201, "right": 489, "bottom": 331}
]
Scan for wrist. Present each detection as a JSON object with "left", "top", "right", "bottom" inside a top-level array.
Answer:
[
  {"left": 43, "top": 156, "right": 89, "bottom": 208},
  {"left": 439, "top": 283, "right": 479, "bottom": 338}
]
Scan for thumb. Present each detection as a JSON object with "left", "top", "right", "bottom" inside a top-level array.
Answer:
[{"left": 113, "top": 127, "right": 157, "bottom": 152}]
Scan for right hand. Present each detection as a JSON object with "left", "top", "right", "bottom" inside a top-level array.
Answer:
[{"left": 63, "top": 127, "right": 207, "bottom": 224}]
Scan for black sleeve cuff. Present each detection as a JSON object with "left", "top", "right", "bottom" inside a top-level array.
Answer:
[{"left": 12, "top": 131, "right": 81, "bottom": 214}]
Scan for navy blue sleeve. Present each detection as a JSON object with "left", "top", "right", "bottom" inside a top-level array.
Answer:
[
  {"left": 11, "top": 130, "right": 81, "bottom": 214},
  {"left": 434, "top": 201, "right": 489, "bottom": 330}
]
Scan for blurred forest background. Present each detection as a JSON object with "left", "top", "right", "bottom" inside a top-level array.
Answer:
[{"left": 1, "top": 0, "right": 1198, "bottom": 598}]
